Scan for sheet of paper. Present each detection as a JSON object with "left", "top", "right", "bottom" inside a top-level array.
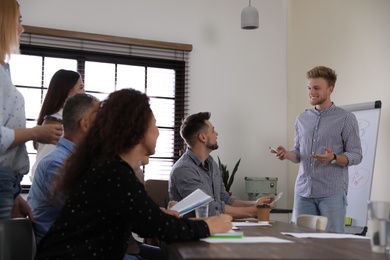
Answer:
[
  {"left": 201, "top": 236, "right": 294, "bottom": 243},
  {"left": 281, "top": 232, "right": 370, "bottom": 239},
  {"left": 232, "top": 221, "right": 271, "bottom": 227},
  {"left": 237, "top": 218, "right": 258, "bottom": 221}
]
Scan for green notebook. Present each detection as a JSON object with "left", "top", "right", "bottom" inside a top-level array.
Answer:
[{"left": 209, "top": 231, "right": 244, "bottom": 239}]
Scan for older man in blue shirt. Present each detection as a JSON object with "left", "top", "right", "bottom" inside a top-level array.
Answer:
[{"left": 27, "top": 93, "right": 99, "bottom": 244}]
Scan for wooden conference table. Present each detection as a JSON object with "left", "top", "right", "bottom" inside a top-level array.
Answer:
[{"left": 164, "top": 221, "right": 389, "bottom": 260}]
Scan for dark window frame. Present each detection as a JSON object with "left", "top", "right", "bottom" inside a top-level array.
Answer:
[{"left": 17, "top": 29, "right": 189, "bottom": 191}]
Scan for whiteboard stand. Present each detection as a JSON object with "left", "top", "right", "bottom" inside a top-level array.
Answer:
[
  {"left": 341, "top": 100, "right": 381, "bottom": 236},
  {"left": 345, "top": 226, "right": 367, "bottom": 236}
]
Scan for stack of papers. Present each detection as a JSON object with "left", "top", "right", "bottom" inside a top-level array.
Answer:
[
  {"left": 281, "top": 232, "right": 370, "bottom": 239},
  {"left": 232, "top": 221, "right": 271, "bottom": 227},
  {"left": 201, "top": 236, "right": 294, "bottom": 243},
  {"left": 202, "top": 230, "right": 294, "bottom": 244},
  {"left": 170, "top": 188, "right": 213, "bottom": 216}
]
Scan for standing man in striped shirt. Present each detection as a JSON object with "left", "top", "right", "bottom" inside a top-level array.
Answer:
[{"left": 272, "top": 66, "right": 362, "bottom": 233}]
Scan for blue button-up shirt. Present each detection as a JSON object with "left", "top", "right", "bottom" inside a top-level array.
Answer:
[
  {"left": 169, "top": 148, "right": 236, "bottom": 217},
  {"left": 292, "top": 104, "right": 363, "bottom": 198},
  {"left": 0, "top": 64, "right": 29, "bottom": 174},
  {"left": 27, "top": 137, "right": 75, "bottom": 244}
]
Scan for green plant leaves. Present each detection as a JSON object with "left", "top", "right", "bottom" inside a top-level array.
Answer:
[{"left": 217, "top": 156, "right": 241, "bottom": 192}]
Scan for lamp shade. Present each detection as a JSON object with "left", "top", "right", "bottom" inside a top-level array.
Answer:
[{"left": 241, "top": 5, "right": 259, "bottom": 29}]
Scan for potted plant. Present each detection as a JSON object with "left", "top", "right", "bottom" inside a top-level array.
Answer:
[{"left": 217, "top": 156, "right": 241, "bottom": 194}]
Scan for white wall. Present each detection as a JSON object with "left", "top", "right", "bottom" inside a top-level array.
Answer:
[
  {"left": 18, "top": 0, "right": 289, "bottom": 207},
  {"left": 18, "top": 0, "right": 389, "bottom": 211},
  {"left": 287, "top": 0, "right": 390, "bottom": 206}
]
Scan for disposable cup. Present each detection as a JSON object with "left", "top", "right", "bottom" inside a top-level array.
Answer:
[
  {"left": 257, "top": 204, "right": 271, "bottom": 222},
  {"left": 367, "top": 201, "right": 390, "bottom": 254},
  {"left": 195, "top": 204, "right": 209, "bottom": 218}
]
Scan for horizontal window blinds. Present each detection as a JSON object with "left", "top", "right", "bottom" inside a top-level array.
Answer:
[
  {"left": 18, "top": 26, "right": 190, "bottom": 182},
  {"left": 20, "top": 25, "right": 192, "bottom": 60}
]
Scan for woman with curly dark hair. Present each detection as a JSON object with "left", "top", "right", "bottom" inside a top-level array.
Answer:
[{"left": 36, "top": 88, "right": 232, "bottom": 260}]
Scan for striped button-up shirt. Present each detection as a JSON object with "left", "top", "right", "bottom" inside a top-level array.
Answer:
[{"left": 291, "top": 103, "right": 362, "bottom": 198}]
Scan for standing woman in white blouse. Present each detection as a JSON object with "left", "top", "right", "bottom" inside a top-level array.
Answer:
[
  {"left": 0, "top": 0, "right": 63, "bottom": 220},
  {"left": 30, "top": 69, "right": 85, "bottom": 181}
]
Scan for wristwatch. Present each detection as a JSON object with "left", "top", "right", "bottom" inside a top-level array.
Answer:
[{"left": 330, "top": 154, "right": 337, "bottom": 164}]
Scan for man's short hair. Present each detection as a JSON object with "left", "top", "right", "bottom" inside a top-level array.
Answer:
[
  {"left": 180, "top": 112, "right": 210, "bottom": 147},
  {"left": 62, "top": 93, "right": 99, "bottom": 133},
  {"left": 307, "top": 66, "right": 337, "bottom": 88}
]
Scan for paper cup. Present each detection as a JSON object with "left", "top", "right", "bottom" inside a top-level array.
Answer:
[{"left": 257, "top": 204, "right": 271, "bottom": 222}]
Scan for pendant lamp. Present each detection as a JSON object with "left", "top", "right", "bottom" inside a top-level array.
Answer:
[{"left": 241, "top": 0, "right": 259, "bottom": 30}]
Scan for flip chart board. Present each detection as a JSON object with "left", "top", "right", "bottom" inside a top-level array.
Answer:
[{"left": 340, "top": 100, "right": 381, "bottom": 230}]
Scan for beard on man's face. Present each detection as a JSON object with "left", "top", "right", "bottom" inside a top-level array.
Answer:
[{"left": 206, "top": 141, "right": 218, "bottom": 150}]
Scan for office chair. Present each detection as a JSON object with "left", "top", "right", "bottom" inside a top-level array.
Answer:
[
  {"left": 0, "top": 218, "right": 36, "bottom": 260},
  {"left": 296, "top": 214, "right": 328, "bottom": 231},
  {"left": 144, "top": 179, "right": 169, "bottom": 208},
  {"left": 143, "top": 179, "right": 170, "bottom": 246}
]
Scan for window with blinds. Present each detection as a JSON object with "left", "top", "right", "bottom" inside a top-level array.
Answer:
[{"left": 11, "top": 26, "right": 190, "bottom": 186}]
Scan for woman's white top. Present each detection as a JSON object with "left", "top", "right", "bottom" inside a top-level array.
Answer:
[{"left": 30, "top": 110, "right": 63, "bottom": 181}]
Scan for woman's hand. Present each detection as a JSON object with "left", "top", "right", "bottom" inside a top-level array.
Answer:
[
  {"left": 161, "top": 208, "right": 181, "bottom": 218},
  {"left": 11, "top": 195, "right": 34, "bottom": 221},
  {"left": 204, "top": 214, "right": 232, "bottom": 235}
]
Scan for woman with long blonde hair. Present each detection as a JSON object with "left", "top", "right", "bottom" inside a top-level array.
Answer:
[{"left": 0, "top": 0, "right": 62, "bottom": 220}]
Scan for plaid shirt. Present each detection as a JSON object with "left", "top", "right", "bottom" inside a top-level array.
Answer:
[
  {"left": 169, "top": 148, "right": 236, "bottom": 217},
  {"left": 292, "top": 103, "right": 362, "bottom": 197}
]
